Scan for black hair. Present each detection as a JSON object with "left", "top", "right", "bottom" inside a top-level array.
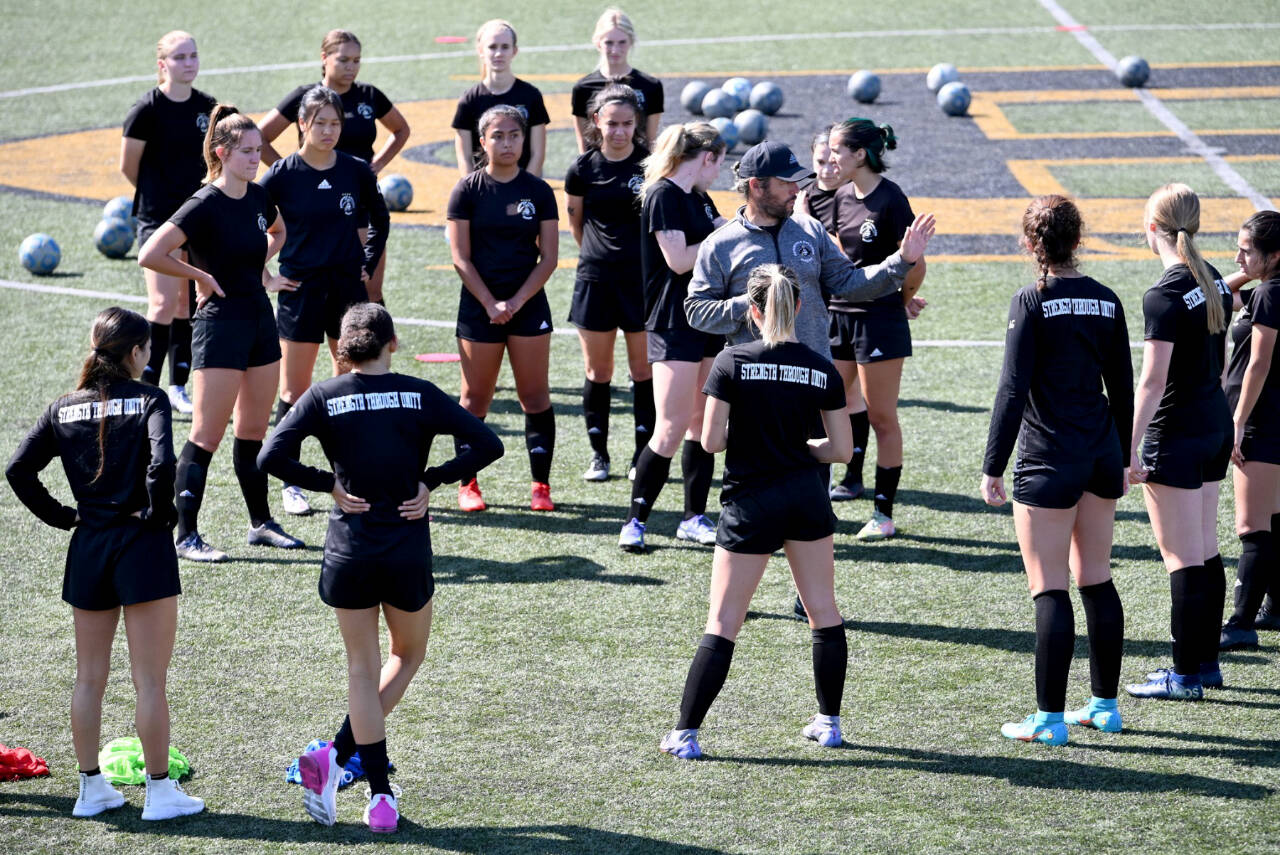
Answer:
[
  {"left": 76, "top": 307, "right": 151, "bottom": 481},
  {"left": 297, "top": 86, "right": 344, "bottom": 147},
  {"left": 337, "top": 303, "right": 396, "bottom": 366},
  {"left": 830, "top": 117, "right": 896, "bottom": 173},
  {"left": 582, "top": 83, "right": 647, "bottom": 150}
]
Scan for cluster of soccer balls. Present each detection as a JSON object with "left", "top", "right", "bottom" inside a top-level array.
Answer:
[{"left": 680, "top": 78, "right": 782, "bottom": 150}]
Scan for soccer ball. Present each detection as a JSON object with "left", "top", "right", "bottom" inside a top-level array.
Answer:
[
  {"left": 93, "top": 218, "right": 134, "bottom": 258},
  {"left": 19, "top": 233, "right": 61, "bottom": 275},
  {"left": 378, "top": 174, "right": 413, "bottom": 212}
]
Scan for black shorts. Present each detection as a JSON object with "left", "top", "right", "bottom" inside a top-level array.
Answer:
[
  {"left": 456, "top": 290, "right": 553, "bottom": 342},
  {"left": 320, "top": 522, "right": 434, "bottom": 612},
  {"left": 1012, "top": 446, "right": 1125, "bottom": 509},
  {"left": 1142, "top": 430, "right": 1232, "bottom": 489},
  {"left": 63, "top": 521, "right": 181, "bottom": 611},
  {"left": 647, "top": 328, "right": 724, "bottom": 363},
  {"left": 276, "top": 265, "right": 369, "bottom": 343},
  {"left": 829, "top": 309, "right": 912, "bottom": 364},
  {"left": 1241, "top": 431, "right": 1280, "bottom": 466},
  {"left": 568, "top": 275, "right": 646, "bottom": 333},
  {"left": 193, "top": 300, "right": 282, "bottom": 371},
  {"left": 136, "top": 218, "right": 161, "bottom": 252},
  {"left": 717, "top": 469, "right": 836, "bottom": 554}
]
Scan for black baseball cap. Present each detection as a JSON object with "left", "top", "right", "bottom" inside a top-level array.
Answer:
[{"left": 736, "top": 141, "right": 814, "bottom": 182}]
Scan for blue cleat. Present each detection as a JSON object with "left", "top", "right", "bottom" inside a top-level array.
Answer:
[
  {"left": 660, "top": 728, "right": 702, "bottom": 760},
  {"left": 1125, "top": 672, "right": 1203, "bottom": 700},
  {"left": 619, "top": 518, "right": 646, "bottom": 552},
  {"left": 1064, "top": 698, "right": 1123, "bottom": 732},
  {"left": 1001, "top": 713, "right": 1068, "bottom": 746},
  {"left": 802, "top": 714, "right": 842, "bottom": 748},
  {"left": 676, "top": 514, "right": 717, "bottom": 545},
  {"left": 1145, "top": 663, "right": 1222, "bottom": 689}
]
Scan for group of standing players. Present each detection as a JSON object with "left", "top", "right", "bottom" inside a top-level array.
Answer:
[{"left": 6, "top": 7, "right": 1279, "bottom": 833}]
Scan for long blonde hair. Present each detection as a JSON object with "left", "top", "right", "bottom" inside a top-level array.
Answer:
[
  {"left": 475, "top": 19, "right": 517, "bottom": 76},
  {"left": 640, "top": 122, "right": 725, "bottom": 196},
  {"left": 747, "top": 264, "right": 800, "bottom": 347},
  {"left": 1146, "top": 183, "right": 1224, "bottom": 333},
  {"left": 156, "top": 30, "right": 195, "bottom": 84}
]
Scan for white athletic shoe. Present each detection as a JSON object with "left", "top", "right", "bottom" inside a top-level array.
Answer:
[
  {"left": 281, "top": 485, "right": 313, "bottom": 516},
  {"left": 72, "top": 772, "right": 126, "bottom": 817},
  {"left": 167, "top": 385, "right": 194, "bottom": 415},
  {"left": 141, "top": 776, "right": 204, "bottom": 821}
]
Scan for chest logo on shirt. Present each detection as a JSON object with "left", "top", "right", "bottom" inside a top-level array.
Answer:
[
  {"left": 704, "top": 203, "right": 715, "bottom": 221},
  {"left": 195, "top": 113, "right": 210, "bottom": 134},
  {"left": 627, "top": 175, "right": 644, "bottom": 195},
  {"left": 339, "top": 193, "right": 356, "bottom": 215},
  {"left": 791, "top": 240, "right": 816, "bottom": 264},
  {"left": 317, "top": 179, "right": 332, "bottom": 190},
  {"left": 356, "top": 102, "right": 374, "bottom": 120},
  {"left": 511, "top": 199, "right": 536, "bottom": 220},
  {"left": 257, "top": 214, "right": 268, "bottom": 233},
  {"left": 634, "top": 90, "right": 646, "bottom": 109},
  {"left": 859, "top": 219, "right": 878, "bottom": 243}
]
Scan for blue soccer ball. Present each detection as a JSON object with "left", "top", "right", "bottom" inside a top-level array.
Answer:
[
  {"left": 681, "top": 81, "right": 712, "bottom": 114},
  {"left": 721, "top": 77, "right": 752, "bottom": 111},
  {"left": 103, "top": 195, "right": 134, "bottom": 225},
  {"left": 927, "top": 62, "right": 959, "bottom": 93},
  {"left": 748, "top": 82, "right": 784, "bottom": 116},
  {"left": 710, "top": 117, "right": 738, "bottom": 151},
  {"left": 19, "top": 233, "right": 60, "bottom": 275},
  {"left": 378, "top": 174, "right": 413, "bottom": 212},
  {"left": 733, "top": 109, "right": 769, "bottom": 146},
  {"left": 701, "top": 88, "right": 737, "bottom": 120},
  {"left": 93, "top": 218, "right": 134, "bottom": 259},
  {"left": 937, "top": 81, "right": 972, "bottom": 116},
  {"left": 847, "top": 70, "right": 881, "bottom": 104},
  {"left": 1116, "top": 55, "right": 1150, "bottom": 88}
]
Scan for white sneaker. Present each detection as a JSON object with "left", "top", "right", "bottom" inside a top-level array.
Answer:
[
  {"left": 167, "top": 385, "right": 194, "bottom": 415},
  {"left": 281, "top": 485, "right": 313, "bottom": 516},
  {"left": 141, "top": 776, "right": 204, "bottom": 820},
  {"left": 72, "top": 772, "right": 126, "bottom": 817}
]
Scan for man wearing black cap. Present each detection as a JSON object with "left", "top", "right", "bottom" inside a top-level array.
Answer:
[{"left": 685, "top": 140, "right": 934, "bottom": 361}]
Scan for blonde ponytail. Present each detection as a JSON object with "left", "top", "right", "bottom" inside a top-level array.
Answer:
[
  {"left": 640, "top": 122, "right": 725, "bottom": 196},
  {"left": 1146, "top": 183, "right": 1223, "bottom": 333},
  {"left": 746, "top": 264, "right": 800, "bottom": 347}
]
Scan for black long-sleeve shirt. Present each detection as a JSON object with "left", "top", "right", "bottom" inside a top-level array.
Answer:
[
  {"left": 6, "top": 380, "right": 175, "bottom": 530},
  {"left": 984, "top": 276, "right": 1133, "bottom": 477}
]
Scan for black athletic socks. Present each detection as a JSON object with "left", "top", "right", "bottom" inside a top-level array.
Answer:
[
  {"left": 873, "top": 465, "right": 901, "bottom": 518},
  {"left": 332, "top": 717, "right": 356, "bottom": 767},
  {"left": 1078, "top": 579, "right": 1124, "bottom": 699},
  {"left": 583, "top": 379, "right": 611, "bottom": 457},
  {"left": 169, "top": 318, "right": 192, "bottom": 388},
  {"left": 676, "top": 633, "right": 735, "bottom": 730},
  {"left": 232, "top": 438, "right": 271, "bottom": 527},
  {"left": 274, "top": 398, "right": 292, "bottom": 425},
  {"left": 681, "top": 438, "right": 714, "bottom": 520},
  {"left": 142, "top": 322, "right": 170, "bottom": 386},
  {"left": 1033, "top": 589, "right": 1074, "bottom": 713},
  {"left": 1170, "top": 565, "right": 1209, "bottom": 676},
  {"left": 358, "top": 739, "right": 392, "bottom": 797},
  {"left": 1204, "top": 554, "right": 1226, "bottom": 662},
  {"left": 1228, "top": 530, "right": 1272, "bottom": 630},
  {"left": 82, "top": 766, "right": 101, "bottom": 777},
  {"left": 175, "top": 441, "right": 213, "bottom": 540},
  {"left": 629, "top": 446, "right": 671, "bottom": 523},
  {"left": 148, "top": 771, "right": 169, "bottom": 781},
  {"left": 845, "top": 411, "right": 869, "bottom": 487},
  {"left": 811, "top": 624, "right": 847, "bottom": 717},
  {"left": 525, "top": 407, "right": 556, "bottom": 483},
  {"left": 632, "top": 378, "right": 655, "bottom": 464}
]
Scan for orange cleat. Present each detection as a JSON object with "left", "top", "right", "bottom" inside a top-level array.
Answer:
[
  {"left": 458, "top": 478, "right": 486, "bottom": 512},
  {"left": 530, "top": 481, "right": 554, "bottom": 511}
]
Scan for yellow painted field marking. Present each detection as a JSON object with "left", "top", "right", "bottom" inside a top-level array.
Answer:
[{"left": 1007, "top": 154, "right": 1280, "bottom": 197}]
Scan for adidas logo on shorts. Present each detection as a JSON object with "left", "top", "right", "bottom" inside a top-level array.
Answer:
[
  {"left": 870, "top": 347, "right": 883, "bottom": 358},
  {"left": 539, "top": 321, "right": 550, "bottom": 330}
]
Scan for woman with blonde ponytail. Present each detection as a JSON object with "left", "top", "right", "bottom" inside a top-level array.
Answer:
[
  {"left": 6, "top": 307, "right": 203, "bottom": 820},
  {"left": 1124, "top": 183, "right": 1234, "bottom": 701},
  {"left": 659, "top": 264, "right": 852, "bottom": 761}
]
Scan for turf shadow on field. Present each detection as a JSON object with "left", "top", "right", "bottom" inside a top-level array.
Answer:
[
  {"left": 1071, "top": 734, "right": 1280, "bottom": 768},
  {"left": 849, "top": 619, "right": 1171, "bottom": 658},
  {"left": 0, "top": 795, "right": 731, "bottom": 851},
  {"left": 435, "top": 501, "right": 671, "bottom": 539},
  {"left": 833, "top": 536, "right": 1164, "bottom": 570},
  {"left": 898, "top": 397, "right": 987, "bottom": 414},
  {"left": 434, "top": 552, "right": 663, "bottom": 587}
]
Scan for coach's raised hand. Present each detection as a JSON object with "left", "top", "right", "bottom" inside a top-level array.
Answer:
[{"left": 901, "top": 213, "right": 936, "bottom": 264}]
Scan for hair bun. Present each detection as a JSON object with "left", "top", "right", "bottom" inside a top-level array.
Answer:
[{"left": 878, "top": 124, "right": 897, "bottom": 151}]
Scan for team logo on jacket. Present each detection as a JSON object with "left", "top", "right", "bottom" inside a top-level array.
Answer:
[
  {"left": 195, "top": 114, "right": 209, "bottom": 134},
  {"left": 257, "top": 214, "right": 268, "bottom": 232},
  {"left": 628, "top": 175, "right": 644, "bottom": 195},
  {"left": 516, "top": 199, "right": 536, "bottom": 220},
  {"left": 339, "top": 193, "right": 356, "bottom": 215},
  {"left": 357, "top": 102, "right": 374, "bottom": 120},
  {"left": 860, "top": 219, "right": 878, "bottom": 243},
  {"left": 792, "top": 240, "right": 816, "bottom": 263}
]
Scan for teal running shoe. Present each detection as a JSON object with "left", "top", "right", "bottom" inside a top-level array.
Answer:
[
  {"left": 1001, "top": 713, "right": 1068, "bottom": 746},
  {"left": 1064, "top": 698, "right": 1122, "bottom": 732}
]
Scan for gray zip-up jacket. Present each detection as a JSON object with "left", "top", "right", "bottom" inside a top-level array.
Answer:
[{"left": 685, "top": 207, "right": 911, "bottom": 360}]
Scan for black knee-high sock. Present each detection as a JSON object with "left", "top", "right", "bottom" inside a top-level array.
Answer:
[
  {"left": 358, "top": 739, "right": 391, "bottom": 797},
  {"left": 676, "top": 633, "right": 735, "bottom": 730},
  {"left": 844, "top": 411, "right": 869, "bottom": 487},
  {"left": 1203, "top": 554, "right": 1225, "bottom": 665},
  {"left": 232, "top": 438, "right": 271, "bottom": 527},
  {"left": 525, "top": 407, "right": 555, "bottom": 483},
  {"left": 1268, "top": 514, "right": 1280, "bottom": 610},
  {"left": 811, "top": 624, "right": 847, "bottom": 717},
  {"left": 1078, "top": 579, "right": 1124, "bottom": 699},
  {"left": 681, "top": 439, "right": 714, "bottom": 520},
  {"left": 628, "top": 446, "right": 671, "bottom": 523},
  {"left": 632, "top": 378, "right": 655, "bottom": 464},
  {"left": 1033, "top": 589, "right": 1074, "bottom": 713},
  {"left": 873, "top": 465, "right": 901, "bottom": 518},
  {"left": 175, "top": 441, "right": 213, "bottom": 540},
  {"left": 454, "top": 416, "right": 486, "bottom": 484},
  {"left": 274, "top": 398, "right": 292, "bottom": 425},
  {"left": 582, "top": 379, "right": 611, "bottom": 457},
  {"left": 169, "top": 318, "right": 192, "bottom": 387},
  {"left": 1170, "top": 565, "right": 1206, "bottom": 676},
  {"left": 142, "top": 321, "right": 170, "bottom": 387},
  {"left": 332, "top": 716, "right": 356, "bottom": 767},
  {"left": 1228, "top": 530, "right": 1271, "bottom": 629}
]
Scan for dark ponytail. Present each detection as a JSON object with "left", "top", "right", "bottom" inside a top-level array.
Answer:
[
  {"left": 76, "top": 307, "right": 150, "bottom": 481},
  {"left": 203, "top": 103, "right": 258, "bottom": 183},
  {"left": 1021, "top": 195, "right": 1083, "bottom": 291},
  {"left": 831, "top": 117, "right": 896, "bottom": 173}
]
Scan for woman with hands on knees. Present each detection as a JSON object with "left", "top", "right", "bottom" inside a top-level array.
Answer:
[{"left": 981, "top": 195, "right": 1132, "bottom": 746}]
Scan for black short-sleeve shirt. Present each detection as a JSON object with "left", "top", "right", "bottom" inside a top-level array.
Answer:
[
  {"left": 170, "top": 183, "right": 278, "bottom": 319},
  {"left": 802, "top": 186, "right": 839, "bottom": 237},
  {"left": 564, "top": 145, "right": 647, "bottom": 279},
  {"left": 1227, "top": 277, "right": 1280, "bottom": 435},
  {"left": 446, "top": 169, "right": 558, "bottom": 299},
  {"left": 641, "top": 178, "right": 720, "bottom": 332},
  {"left": 704, "top": 339, "right": 845, "bottom": 491},
  {"left": 122, "top": 87, "right": 218, "bottom": 224},
  {"left": 276, "top": 82, "right": 393, "bottom": 164},
  {"left": 570, "top": 68, "right": 665, "bottom": 119},
  {"left": 831, "top": 177, "right": 914, "bottom": 313},
  {"left": 451, "top": 79, "right": 550, "bottom": 171}
]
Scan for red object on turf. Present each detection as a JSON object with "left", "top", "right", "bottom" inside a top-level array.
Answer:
[
  {"left": 0, "top": 744, "right": 50, "bottom": 780},
  {"left": 414, "top": 353, "right": 461, "bottom": 363},
  {"left": 458, "top": 478, "right": 486, "bottom": 512},
  {"left": 530, "top": 481, "right": 554, "bottom": 512},
  {"left": 434, "top": 36, "right": 467, "bottom": 43}
]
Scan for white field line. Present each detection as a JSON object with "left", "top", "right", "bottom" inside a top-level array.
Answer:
[
  {"left": 2, "top": 21, "right": 1278, "bottom": 100},
  {"left": 1037, "top": 0, "right": 1275, "bottom": 213}
]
